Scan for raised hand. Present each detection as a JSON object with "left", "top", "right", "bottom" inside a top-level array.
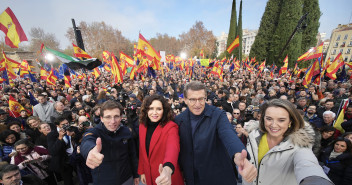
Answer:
[
  {"left": 155, "top": 164, "right": 172, "bottom": 185},
  {"left": 234, "top": 149, "right": 257, "bottom": 182},
  {"left": 86, "top": 137, "right": 104, "bottom": 169}
]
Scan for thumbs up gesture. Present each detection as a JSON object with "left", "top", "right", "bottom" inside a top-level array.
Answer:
[
  {"left": 155, "top": 164, "right": 172, "bottom": 185},
  {"left": 86, "top": 137, "right": 104, "bottom": 169},
  {"left": 234, "top": 149, "right": 257, "bottom": 182}
]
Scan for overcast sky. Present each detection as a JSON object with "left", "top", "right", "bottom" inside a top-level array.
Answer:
[{"left": 2, "top": 0, "right": 351, "bottom": 50}]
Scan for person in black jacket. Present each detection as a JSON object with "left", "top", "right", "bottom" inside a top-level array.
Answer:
[
  {"left": 0, "top": 164, "right": 45, "bottom": 185},
  {"left": 319, "top": 137, "right": 352, "bottom": 185},
  {"left": 47, "top": 116, "right": 74, "bottom": 185},
  {"left": 80, "top": 100, "right": 139, "bottom": 185}
]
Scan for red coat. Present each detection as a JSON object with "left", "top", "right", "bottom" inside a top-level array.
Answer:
[{"left": 138, "top": 121, "right": 184, "bottom": 185}]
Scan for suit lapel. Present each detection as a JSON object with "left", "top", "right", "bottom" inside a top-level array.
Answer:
[{"left": 149, "top": 124, "right": 163, "bottom": 157}]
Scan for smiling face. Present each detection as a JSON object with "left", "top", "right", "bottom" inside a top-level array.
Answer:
[
  {"left": 185, "top": 89, "right": 206, "bottom": 116},
  {"left": 148, "top": 100, "right": 164, "bottom": 122},
  {"left": 334, "top": 141, "right": 347, "bottom": 153},
  {"left": 264, "top": 107, "right": 291, "bottom": 141},
  {"left": 101, "top": 108, "right": 122, "bottom": 132},
  {"left": 39, "top": 123, "right": 51, "bottom": 136}
]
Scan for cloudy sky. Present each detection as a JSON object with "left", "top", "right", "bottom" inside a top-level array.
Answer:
[{"left": 2, "top": 0, "right": 351, "bottom": 49}]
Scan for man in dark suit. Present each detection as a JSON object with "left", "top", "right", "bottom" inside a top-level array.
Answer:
[{"left": 47, "top": 116, "right": 74, "bottom": 185}]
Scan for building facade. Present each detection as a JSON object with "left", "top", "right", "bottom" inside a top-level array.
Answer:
[
  {"left": 242, "top": 29, "right": 258, "bottom": 56},
  {"left": 216, "top": 29, "right": 258, "bottom": 57},
  {"left": 325, "top": 23, "right": 352, "bottom": 62}
]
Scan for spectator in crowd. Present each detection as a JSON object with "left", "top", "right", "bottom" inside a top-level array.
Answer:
[
  {"left": 33, "top": 94, "right": 54, "bottom": 124},
  {"left": 138, "top": 95, "right": 184, "bottom": 185},
  {"left": 0, "top": 164, "right": 45, "bottom": 185},
  {"left": 303, "top": 105, "right": 323, "bottom": 128},
  {"left": 0, "top": 130, "right": 20, "bottom": 162},
  {"left": 51, "top": 101, "right": 66, "bottom": 123},
  {"left": 317, "top": 99, "right": 337, "bottom": 119},
  {"left": 35, "top": 122, "right": 51, "bottom": 148},
  {"left": 341, "top": 106, "right": 352, "bottom": 132},
  {"left": 6, "top": 121, "right": 26, "bottom": 139},
  {"left": 11, "top": 139, "right": 56, "bottom": 185},
  {"left": 319, "top": 137, "right": 352, "bottom": 185}
]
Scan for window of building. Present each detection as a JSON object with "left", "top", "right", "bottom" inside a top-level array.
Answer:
[
  {"left": 349, "top": 41, "right": 352, "bottom": 46},
  {"left": 332, "top": 49, "right": 336, "bottom": 55},
  {"left": 331, "top": 56, "right": 335, "bottom": 61},
  {"left": 344, "top": 34, "right": 348, "bottom": 40},
  {"left": 347, "top": 49, "right": 351, "bottom": 54},
  {"left": 334, "top": 42, "right": 339, "bottom": 47},
  {"left": 341, "top": 42, "right": 346, "bottom": 47},
  {"left": 344, "top": 57, "right": 348, "bottom": 61},
  {"left": 336, "top": 35, "right": 341, "bottom": 41},
  {"left": 340, "top": 49, "right": 344, "bottom": 54}
]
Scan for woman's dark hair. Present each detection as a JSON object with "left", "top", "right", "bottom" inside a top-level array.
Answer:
[
  {"left": 139, "top": 95, "right": 174, "bottom": 127},
  {"left": 14, "top": 139, "right": 35, "bottom": 150},
  {"left": 0, "top": 130, "right": 20, "bottom": 144},
  {"left": 333, "top": 137, "right": 352, "bottom": 154},
  {"left": 259, "top": 99, "right": 305, "bottom": 137},
  {"left": 320, "top": 125, "right": 336, "bottom": 133},
  {"left": 97, "top": 91, "right": 107, "bottom": 100},
  {"left": 6, "top": 121, "right": 22, "bottom": 131}
]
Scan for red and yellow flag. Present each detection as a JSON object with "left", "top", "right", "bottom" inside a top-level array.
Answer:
[
  {"left": 40, "top": 67, "right": 48, "bottom": 80},
  {"left": 298, "top": 42, "right": 323, "bottom": 61},
  {"left": 9, "top": 95, "right": 24, "bottom": 118},
  {"left": 137, "top": 33, "right": 161, "bottom": 62},
  {"left": 92, "top": 68, "right": 101, "bottom": 78},
  {"left": 279, "top": 55, "right": 288, "bottom": 76},
  {"left": 326, "top": 53, "right": 344, "bottom": 80},
  {"left": 226, "top": 35, "right": 239, "bottom": 54},
  {"left": 111, "top": 53, "right": 123, "bottom": 83},
  {"left": 64, "top": 75, "right": 71, "bottom": 88},
  {"left": 46, "top": 68, "right": 57, "bottom": 85},
  {"left": 0, "top": 7, "right": 28, "bottom": 48},
  {"left": 72, "top": 43, "right": 92, "bottom": 59},
  {"left": 120, "top": 51, "right": 134, "bottom": 67}
]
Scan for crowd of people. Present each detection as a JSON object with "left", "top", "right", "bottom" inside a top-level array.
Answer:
[{"left": 0, "top": 62, "right": 351, "bottom": 185}]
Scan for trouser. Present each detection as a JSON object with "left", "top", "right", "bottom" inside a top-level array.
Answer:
[{"left": 60, "top": 163, "right": 74, "bottom": 185}]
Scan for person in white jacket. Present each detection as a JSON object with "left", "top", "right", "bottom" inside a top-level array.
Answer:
[{"left": 244, "top": 99, "right": 332, "bottom": 185}]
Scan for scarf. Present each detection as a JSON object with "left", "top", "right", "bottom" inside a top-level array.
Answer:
[
  {"left": 329, "top": 151, "right": 342, "bottom": 160},
  {"left": 14, "top": 146, "right": 49, "bottom": 165}
]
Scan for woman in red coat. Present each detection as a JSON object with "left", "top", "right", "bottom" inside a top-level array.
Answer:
[{"left": 138, "top": 95, "right": 184, "bottom": 185}]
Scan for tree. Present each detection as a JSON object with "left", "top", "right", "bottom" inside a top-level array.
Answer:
[
  {"left": 236, "top": 0, "right": 243, "bottom": 61},
  {"left": 226, "top": 0, "right": 237, "bottom": 58},
  {"left": 149, "top": 33, "right": 182, "bottom": 56},
  {"left": 27, "top": 27, "right": 60, "bottom": 52},
  {"left": 66, "top": 21, "right": 133, "bottom": 58},
  {"left": 179, "top": 21, "right": 217, "bottom": 58},
  {"left": 271, "top": 0, "right": 303, "bottom": 68},
  {"left": 249, "top": 0, "right": 282, "bottom": 64},
  {"left": 301, "top": 0, "right": 320, "bottom": 52}
]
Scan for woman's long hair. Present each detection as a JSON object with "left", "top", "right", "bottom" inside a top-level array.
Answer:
[{"left": 139, "top": 95, "right": 174, "bottom": 127}]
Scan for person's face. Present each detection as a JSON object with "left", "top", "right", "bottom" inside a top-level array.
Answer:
[
  {"left": 346, "top": 107, "right": 352, "bottom": 116},
  {"left": 51, "top": 91, "right": 57, "bottom": 97},
  {"left": 227, "top": 114, "right": 233, "bottom": 122},
  {"left": 20, "top": 111, "right": 26, "bottom": 117},
  {"left": 299, "top": 91, "right": 307, "bottom": 97},
  {"left": 37, "top": 96, "right": 46, "bottom": 104},
  {"left": 322, "top": 131, "right": 334, "bottom": 139},
  {"left": 0, "top": 170, "right": 21, "bottom": 185},
  {"left": 264, "top": 107, "right": 290, "bottom": 140},
  {"left": 238, "top": 103, "right": 246, "bottom": 111},
  {"left": 280, "top": 87, "right": 286, "bottom": 93},
  {"left": 148, "top": 100, "right": 164, "bottom": 122},
  {"left": 28, "top": 119, "right": 40, "bottom": 128},
  {"left": 75, "top": 102, "right": 82, "bottom": 108},
  {"left": 298, "top": 100, "right": 307, "bottom": 107},
  {"left": 15, "top": 144, "right": 29, "bottom": 155},
  {"left": 233, "top": 110, "right": 241, "bottom": 119},
  {"left": 323, "top": 114, "right": 334, "bottom": 124},
  {"left": 5, "top": 134, "right": 16, "bottom": 144},
  {"left": 56, "top": 102, "right": 65, "bottom": 111},
  {"left": 235, "top": 124, "right": 243, "bottom": 133},
  {"left": 0, "top": 113, "right": 7, "bottom": 120},
  {"left": 185, "top": 89, "right": 206, "bottom": 116},
  {"left": 307, "top": 106, "right": 316, "bottom": 114},
  {"left": 101, "top": 108, "right": 122, "bottom": 132},
  {"left": 58, "top": 120, "right": 69, "bottom": 129},
  {"left": 325, "top": 102, "right": 334, "bottom": 110},
  {"left": 344, "top": 134, "right": 352, "bottom": 143},
  {"left": 334, "top": 141, "right": 347, "bottom": 153},
  {"left": 78, "top": 109, "right": 86, "bottom": 116},
  {"left": 9, "top": 125, "right": 21, "bottom": 133},
  {"left": 39, "top": 123, "right": 51, "bottom": 135}
]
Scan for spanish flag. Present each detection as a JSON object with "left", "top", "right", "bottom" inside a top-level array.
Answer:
[
  {"left": 64, "top": 75, "right": 71, "bottom": 88},
  {"left": 0, "top": 7, "right": 28, "bottom": 48},
  {"left": 9, "top": 95, "right": 24, "bottom": 118},
  {"left": 120, "top": 51, "right": 134, "bottom": 67},
  {"left": 40, "top": 67, "right": 48, "bottom": 80},
  {"left": 137, "top": 33, "right": 161, "bottom": 61},
  {"left": 326, "top": 53, "right": 344, "bottom": 80},
  {"left": 334, "top": 99, "right": 349, "bottom": 133},
  {"left": 279, "top": 55, "right": 288, "bottom": 76},
  {"left": 72, "top": 43, "right": 92, "bottom": 59},
  {"left": 46, "top": 68, "right": 57, "bottom": 86},
  {"left": 226, "top": 35, "right": 239, "bottom": 54}
]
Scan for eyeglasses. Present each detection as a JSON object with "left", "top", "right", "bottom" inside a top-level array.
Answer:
[
  {"left": 103, "top": 115, "right": 121, "bottom": 121},
  {"left": 188, "top": 97, "right": 206, "bottom": 104},
  {"left": 233, "top": 112, "right": 240, "bottom": 115},
  {"left": 16, "top": 146, "right": 28, "bottom": 151}
]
